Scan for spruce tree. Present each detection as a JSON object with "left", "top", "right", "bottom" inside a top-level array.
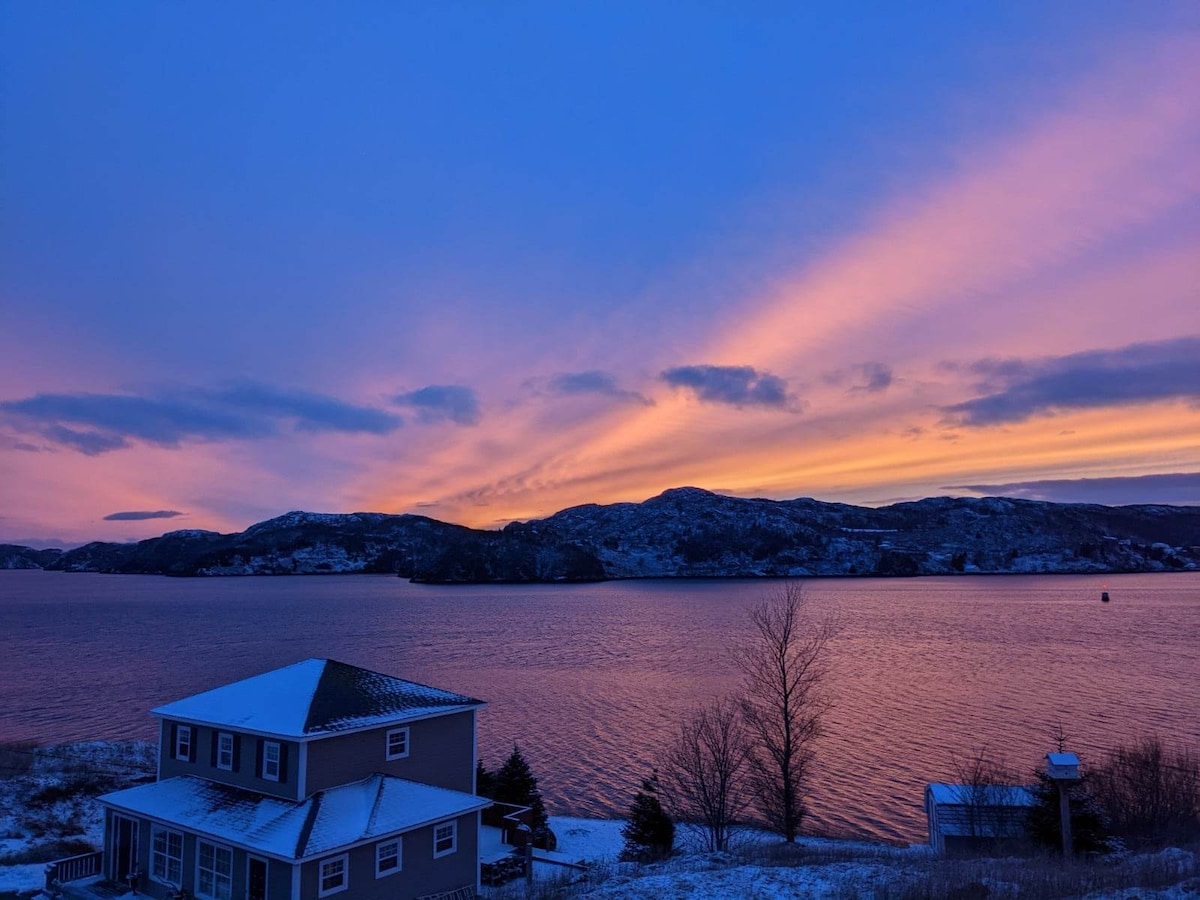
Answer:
[
  {"left": 620, "top": 772, "right": 674, "bottom": 862},
  {"left": 476, "top": 760, "right": 495, "bottom": 798},
  {"left": 493, "top": 744, "right": 556, "bottom": 850},
  {"left": 1026, "top": 769, "right": 1113, "bottom": 854}
]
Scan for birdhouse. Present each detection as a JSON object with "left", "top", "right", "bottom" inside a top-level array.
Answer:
[{"left": 1046, "top": 752, "right": 1080, "bottom": 780}]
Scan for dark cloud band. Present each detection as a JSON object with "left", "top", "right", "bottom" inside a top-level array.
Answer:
[
  {"left": 0, "top": 383, "right": 403, "bottom": 454},
  {"left": 660, "top": 364, "right": 795, "bottom": 409},
  {"left": 104, "top": 510, "right": 185, "bottom": 521},
  {"left": 948, "top": 472, "right": 1200, "bottom": 506},
  {"left": 542, "top": 370, "right": 653, "bottom": 406},
  {"left": 945, "top": 336, "right": 1200, "bottom": 426},
  {"left": 392, "top": 385, "right": 481, "bottom": 426}
]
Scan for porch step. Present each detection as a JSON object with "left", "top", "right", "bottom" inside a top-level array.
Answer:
[{"left": 58, "top": 876, "right": 132, "bottom": 900}]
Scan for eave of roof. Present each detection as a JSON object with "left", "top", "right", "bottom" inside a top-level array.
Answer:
[
  {"left": 98, "top": 774, "right": 490, "bottom": 862},
  {"left": 152, "top": 703, "right": 483, "bottom": 743}
]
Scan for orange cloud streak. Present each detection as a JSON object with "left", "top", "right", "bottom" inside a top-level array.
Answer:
[{"left": 362, "top": 37, "right": 1200, "bottom": 528}]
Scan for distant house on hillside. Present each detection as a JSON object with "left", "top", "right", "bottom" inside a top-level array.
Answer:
[
  {"left": 49, "top": 659, "right": 489, "bottom": 900},
  {"left": 925, "top": 782, "right": 1035, "bottom": 855}
]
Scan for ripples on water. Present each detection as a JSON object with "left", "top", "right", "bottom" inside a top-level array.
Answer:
[{"left": 2, "top": 571, "right": 1198, "bottom": 843}]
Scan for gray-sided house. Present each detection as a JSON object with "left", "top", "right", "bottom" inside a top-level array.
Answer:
[
  {"left": 925, "top": 782, "right": 1035, "bottom": 855},
  {"left": 83, "top": 659, "right": 489, "bottom": 900}
]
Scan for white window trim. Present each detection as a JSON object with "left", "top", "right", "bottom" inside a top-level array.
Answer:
[
  {"left": 385, "top": 727, "right": 409, "bottom": 761},
  {"left": 150, "top": 825, "right": 184, "bottom": 888},
  {"left": 374, "top": 839, "right": 402, "bottom": 878},
  {"left": 317, "top": 853, "right": 349, "bottom": 898},
  {"left": 246, "top": 855, "right": 269, "bottom": 900},
  {"left": 433, "top": 821, "right": 457, "bottom": 859},
  {"left": 263, "top": 741, "right": 281, "bottom": 782},
  {"left": 217, "top": 732, "right": 234, "bottom": 771},
  {"left": 175, "top": 725, "right": 192, "bottom": 761},
  {"left": 195, "top": 840, "right": 234, "bottom": 900}
]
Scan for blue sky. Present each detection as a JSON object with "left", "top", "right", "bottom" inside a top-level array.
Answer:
[{"left": 2, "top": 2, "right": 1199, "bottom": 543}]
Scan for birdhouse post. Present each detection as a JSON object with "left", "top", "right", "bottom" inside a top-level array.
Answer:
[{"left": 1046, "top": 752, "right": 1081, "bottom": 856}]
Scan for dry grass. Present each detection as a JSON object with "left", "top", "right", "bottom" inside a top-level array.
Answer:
[
  {"left": 490, "top": 842, "right": 1200, "bottom": 899},
  {"left": 861, "top": 846, "right": 1200, "bottom": 899},
  {"left": 0, "top": 742, "right": 38, "bottom": 778}
]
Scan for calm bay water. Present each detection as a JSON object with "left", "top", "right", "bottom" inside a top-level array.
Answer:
[{"left": 2, "top": 570, "right": 1198, "bottom": 843}]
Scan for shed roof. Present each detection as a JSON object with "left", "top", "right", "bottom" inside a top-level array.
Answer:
[
  {"left": 151, "top": 658, "right": 484, "bottom": 737},
  {"left": 926, "top": 782, "right": 1035, "bottom": 841},
  {"left": 926, "top": 782, "right": 1035, "bottom": 808},
  {"left": 99, "top": 774, "right": 489, "bottom": 861}
]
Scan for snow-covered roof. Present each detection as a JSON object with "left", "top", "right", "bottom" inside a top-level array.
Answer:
[
  {"left": 151, "top": 659, "right": 484, "bottom": 738},
  {"left": 926, "top": 783, "right": 1035, "bottom": 808},
  {"left": 99, "top": 774, "right": 489, "bottom": 861}
]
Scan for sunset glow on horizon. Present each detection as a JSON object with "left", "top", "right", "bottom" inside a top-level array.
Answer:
[{"left": 2, "top": 5, "right": 1198, "bottom": 544}]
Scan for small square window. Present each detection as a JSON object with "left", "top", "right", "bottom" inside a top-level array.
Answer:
[
  {"left": 318, "top": 854, "right": 348, "bottom": 897},
  {"left": 385, "top": 728, "right": 409, "bottom": 761},
  {"left": 175, "top": 726, "right": 192, "bottom": 761},
  {"left": 375, "top": 839, "right": 401, "bottom": 878},
  {"left": 263, "top": 741, "right": 281, "bottom": 782},
  {"left": 433, "top": 821, "right": 456, "bottom": 858},
  {"left": 217, "top": 733, "right": 234, "bottom": 771}
]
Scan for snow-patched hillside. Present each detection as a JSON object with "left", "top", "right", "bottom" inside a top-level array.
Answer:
[{"left": 8, "top": 487, "right": 1200, "bottom": 581}]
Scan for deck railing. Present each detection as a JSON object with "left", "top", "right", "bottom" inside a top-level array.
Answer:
[
  {"left": 44, "top": 851, "right": 103, "bottom": 891},
  {"left": 416, "top": 886, "right": 476, "bottom": 900},
  {"left": 481, "top": 801, "right": 533, "bottom": 846}
]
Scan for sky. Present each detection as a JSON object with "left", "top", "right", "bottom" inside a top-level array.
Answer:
[{"left": 2, "top": 2, "right": 1199, "bottom": 546}]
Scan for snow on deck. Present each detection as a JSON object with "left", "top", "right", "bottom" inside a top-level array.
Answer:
[
  {"left": 151, "top": 658, "right": 483, "bottom": 737},
  {"left": 99, "top": 774, "right": 488, "bottom": 860}
]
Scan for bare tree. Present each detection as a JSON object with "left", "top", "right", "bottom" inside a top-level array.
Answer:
[
  {"left": 734, "top": 583, "right": 835, "bottom": 842},
  {"left": 952, "top": 746, "right": 1022, "bottom": 845},
  {"left": 659, "top": 698, "right": 751, "bottom": 852},
  {"left": 1092, "top": 737, "right": 1200, "bottom": 847}
]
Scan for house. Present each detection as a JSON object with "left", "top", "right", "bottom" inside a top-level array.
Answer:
[
  {"left": 925, "top": 782, "right": 1035, "bottom": 855},
  {"left": 74, "top": 659, "right": 490, "bottom": 900}
]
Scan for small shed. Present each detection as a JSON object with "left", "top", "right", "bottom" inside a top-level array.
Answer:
[
  {"left": 926, "top": 782, "right": 1036, "bottom": 855},
  {"left": 1045, "top": 752, "right": 1080, "bottom": 780}
]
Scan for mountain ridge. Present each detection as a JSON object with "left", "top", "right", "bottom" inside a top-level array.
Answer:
[{"left": 5, "top": 487, "right": 1199, "bottom": 582}]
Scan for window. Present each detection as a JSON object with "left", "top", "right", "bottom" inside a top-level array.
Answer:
[
  {"left": 196, "top": 841, "right": 233, "bottom": 900},
  {"left": 318, "top": 854, "right": 348, "bottom": 897},
  {"left": 217, "top": 733, "right": 234, "bottom": 771},
  {"left": 150, "top": 826, "right": 183, "bottom": 887},
  {"left": 375, "top": 839, "right": 401, "bottom": 878},
  {"left": 385, "top": 727, "right": 409, "bottom": 761},
  {"left": 262, "top": 741, "right": 281, "bottom": 782},
  {"left": 433, "top": 821, "right": 456, "bottom": 858},
  {"left": 175, "top": 725, "right": 192, "bottom": 761}
]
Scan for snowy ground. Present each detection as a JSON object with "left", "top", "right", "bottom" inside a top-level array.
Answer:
[
  {"left": 0, "top": 741, "right": 154, "bottom": 898},
  {"left": 0, "top": 864, "right": 48, "bottom": 897},
  {"left": 511, "top": 819, "right": 927, "bottom": 899},
  {"left": 530, "top": 818, "right": 1200, "bottom": 900},
  {"left": 3, "top": 745, "right": 1198, "bottom": 899}
]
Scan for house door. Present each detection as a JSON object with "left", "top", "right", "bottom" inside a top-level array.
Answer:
[
  {"left": 247, "top": 857, "right": 268, "bottom": 900},
  {"left": 110, "top": 816, "right": 138, "bottom": 884}
]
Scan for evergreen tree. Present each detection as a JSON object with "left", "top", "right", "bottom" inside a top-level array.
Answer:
[
  {"left": 493, "top": 744, "right": 556, "bottom": 850},
  {"left": 1026, "top": 768, "right": 1113, "bottom": 854},
  {"left": 620, "top": 772, "right": 674, "bottom": 862},
  {"left": 476, "top": 760, "right": 495, "bottom": 798}
]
